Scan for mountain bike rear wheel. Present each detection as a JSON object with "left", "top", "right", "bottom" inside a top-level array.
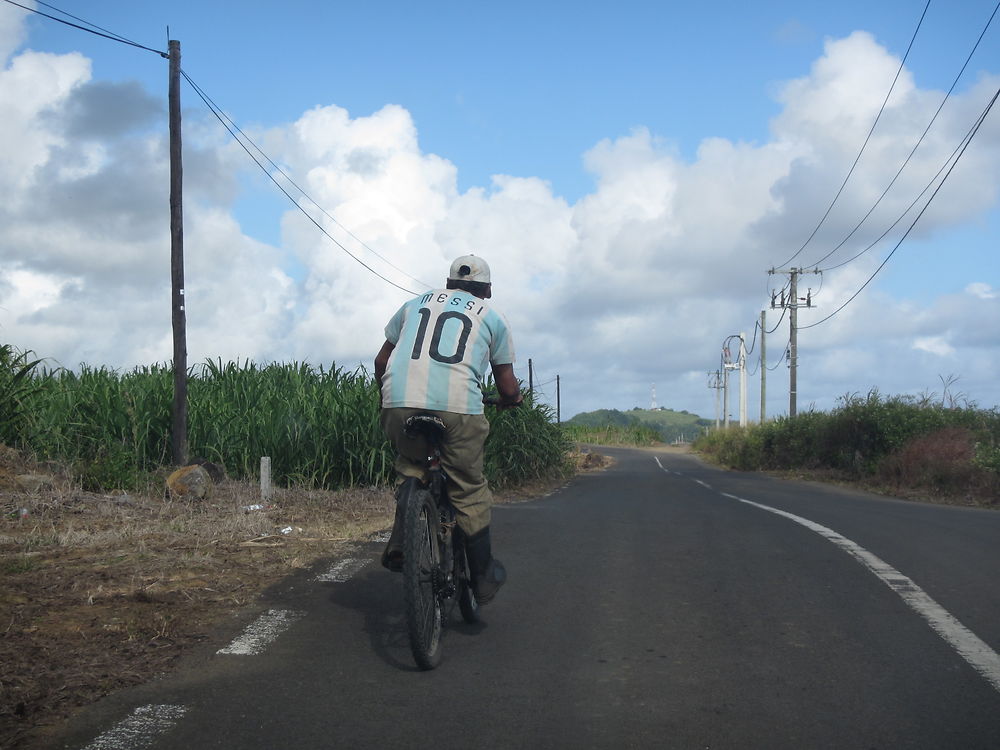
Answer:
[{"left": 402, "top": 481, "right": 443, "bottom": 669}]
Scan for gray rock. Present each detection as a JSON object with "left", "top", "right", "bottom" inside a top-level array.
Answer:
[{"left": 166, "top": 464, "right": 212, "bottom": 499}]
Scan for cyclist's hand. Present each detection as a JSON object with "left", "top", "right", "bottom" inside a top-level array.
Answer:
[{"left": 497, "top": 394, "right": 523, "bottom": 411}]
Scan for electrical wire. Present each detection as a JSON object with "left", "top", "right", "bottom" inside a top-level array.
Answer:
[
  {"left": 182, "top": 70, "right": 422, "bottom": 296},
  {"left": 819, "top": 77, "right": 999, "bottom": 274},
  {"left": 764, "top": 304, "right": 789, "bottom": 334},
  {"left": 768, "top": 343, "right": 791, "bottom": 371},
  {"left": 776, "top": 0, "right": 932, "bottom": 269},
  {"left": 9, "top": 0, "right": 430, "bottom": 294},
  {"left": 800, "top": 84, "right": 1000, "bottom": 330},
  {"left": 806, "top": 0, "right": 1000, "bottom": 271},
  {"left": 2, "top": 0, "right": 167, "bottom": 56},
  {"left": 179, "top": 76, "right": 435, "bottom": 291},
  {"left": 743, "top": 320, "right": 760, "bottom": 356}
]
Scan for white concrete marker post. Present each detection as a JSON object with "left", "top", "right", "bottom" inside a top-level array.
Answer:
[{"left": 260, "top": 456, "right": 272, "bottom": 502}]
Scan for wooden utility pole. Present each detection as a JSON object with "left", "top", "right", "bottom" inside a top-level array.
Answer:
[
  {"left": 556, "top": 375, "right": 561, "bottom": 424},
  {"left": 528, "top": 358, "right": 534, "bottom": 400},
  {"left": 168, "top": 40, "right": 188, "bottom": 465}
]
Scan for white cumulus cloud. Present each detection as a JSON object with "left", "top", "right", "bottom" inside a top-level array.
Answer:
[{"left": 1, "top": 13, "right": 998, "bottom": 417}]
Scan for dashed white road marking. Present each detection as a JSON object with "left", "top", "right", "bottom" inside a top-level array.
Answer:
[
  {"left": 315, "top": 557, "right": 371, "bottom": 582},
  {"left": 84, "top": 554, "right": 376, "bottom": 745},
  {"left": 80, "top": 704, "right": 188, "bottom": 750},
  {"left": 721, "top": 491, "right": 1000, "bottom": 695},
  {"left": 216, "top": 608, "right": 305, "bottom": 655}
]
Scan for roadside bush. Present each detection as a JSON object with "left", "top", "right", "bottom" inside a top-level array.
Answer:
[
  {"left": 691, "top": 424, "right": 763, "bottom": 470},
  {"left": 693, "top": 392, "right": 1000, "bottom": 504},
  {"left": 877, "top": 427, "right": 999, "bottom": 504}
]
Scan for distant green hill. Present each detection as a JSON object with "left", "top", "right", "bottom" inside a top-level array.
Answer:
[{"left": 567, "top": 408, "right": 711, "bottom": 443}]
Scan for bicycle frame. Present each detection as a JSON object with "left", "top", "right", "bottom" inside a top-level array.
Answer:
[
  {"left": 406, "top": 414, "right": 478, "bottom": 622},
  {"left": 412, "top": 422, "right": 461, "bottom": 604}
]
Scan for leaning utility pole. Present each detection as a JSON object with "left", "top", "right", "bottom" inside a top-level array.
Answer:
[
  {"left": 770, "top": 268, "right": 819, "bottom": 418},
  {"left": 169, "top": 40, "right": 188, "bottom": 465}
]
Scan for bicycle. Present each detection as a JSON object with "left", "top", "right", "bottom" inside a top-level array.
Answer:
[{"left": 398, "top": 412, "right": 483, "bottom": 670}]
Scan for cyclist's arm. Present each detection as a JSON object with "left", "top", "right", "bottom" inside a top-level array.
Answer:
[
  {"left": 374, "top": 340, "right": 395, "bottom": 383},
  {"left": 491, "top": 362, "right": 523, "bottom": 408}
]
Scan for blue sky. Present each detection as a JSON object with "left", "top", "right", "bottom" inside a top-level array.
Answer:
[
  {"left": 25, "top": 1, "right": 995, "bottom": 197},
  {"left": 2, "top": 0, "right": 999, "bottom": 419}
]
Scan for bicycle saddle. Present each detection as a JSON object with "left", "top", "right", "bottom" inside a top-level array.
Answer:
[{"left": 403, "top": 414, "right": 447, "bottom": 441}]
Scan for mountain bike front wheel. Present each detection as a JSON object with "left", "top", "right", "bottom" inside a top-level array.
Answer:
[{"left": 402, "top": 481, "right": 444, "bottom": 670}]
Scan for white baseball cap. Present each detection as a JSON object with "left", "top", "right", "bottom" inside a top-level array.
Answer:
[{"left": 448, "top": 254, "right": 491, "bottom": 284}]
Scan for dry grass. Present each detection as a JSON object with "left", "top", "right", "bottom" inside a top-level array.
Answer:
[{"left": 0, "top": 444, "right": 396, "bottom": 750}]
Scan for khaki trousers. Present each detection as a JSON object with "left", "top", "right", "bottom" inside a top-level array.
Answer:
[{"left": 380, "top": 407, "right": 492, "bottom": 536}]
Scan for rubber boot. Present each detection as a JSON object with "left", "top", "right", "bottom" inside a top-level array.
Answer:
[
  {"left": 380, "top": 503, "right": 404, "bottom": 572},
  {"left": 465, "top": 526, "right": 506, "bottom": 604}
]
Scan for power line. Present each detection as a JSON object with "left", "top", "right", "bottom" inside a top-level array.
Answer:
[
  {"left": 182, "top": 71, "right": 422, "bottom": 296},
  {"left": 800, "top": 84, "right": 1000, "bottom": 330},
  {"left": 777, "top": 0, "right": 931, "bottom": 269},
  {"left": 3, "top": 0, "right": 167, "bottom": 56},
  {"left": 179, "top": 76, "right": 434, "bottom": 291},
  {"left": 819, "top": 73, "right": 1000, "bottom": 275},
  {"left": 743, "top": 319, "right": 761, "bottom": 356},
  {"left": 7, "top": 0, "right": 428, "bottom": 294},
  {"left": 806, "top": 0, "right": 1000, "bottom": 271},
  {"left": 768, "top": 343, "right": 791, "bottom": 371}
]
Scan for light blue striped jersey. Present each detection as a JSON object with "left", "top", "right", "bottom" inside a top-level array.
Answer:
[{"left": 380, "top": 289, "right": 516, "bottom": 415}]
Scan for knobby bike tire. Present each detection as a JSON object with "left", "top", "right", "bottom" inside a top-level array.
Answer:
[{"left": 402, "top": 480, "right": 444, "bottom": 670}]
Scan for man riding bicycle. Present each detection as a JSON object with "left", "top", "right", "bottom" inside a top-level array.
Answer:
[{"left": 374, "top": 254, "right": 522, "bottom": 604}]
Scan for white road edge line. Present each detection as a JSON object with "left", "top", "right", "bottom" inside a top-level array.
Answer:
[
  {"left": 655, "top": 457, "right": 684, "bottom": 477},
  {"left": 721, "top": 492, "right": 1000, "bottom": 695},
  {"left": 216, "top": 608, "right": 306, "bottom": 655},
  {"left": 80, "top": 704, "right": 188, "bottom": 750},
  {"left": 315, "top": 557, "right": 371, "bottom": 582}
]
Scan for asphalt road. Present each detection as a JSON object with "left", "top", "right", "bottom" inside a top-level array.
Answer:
[{"left": 55, "top": 447, "right": 1000, "bottom": 749}]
